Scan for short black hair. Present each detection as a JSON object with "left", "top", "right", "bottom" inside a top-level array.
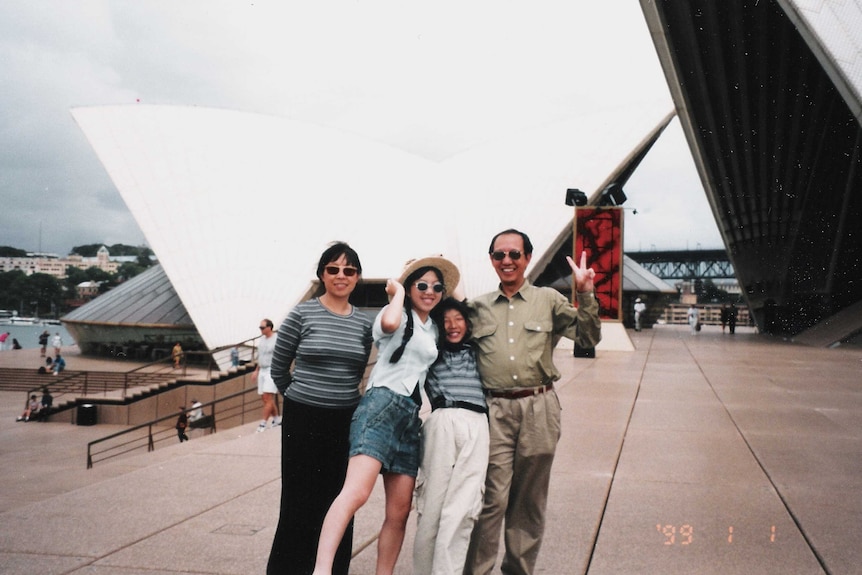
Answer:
[
  {"left": 488, "top": 228, "right": 533, "bottom": 256},
  {"left": 316, "top": 241, "right": 362, "bottom": 279}
]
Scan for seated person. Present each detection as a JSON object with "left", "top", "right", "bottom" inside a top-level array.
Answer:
[
  {"left": 27, "top": 387, "right": 54, "bottom": 421},
  {"left": 188, "top": 399, "right": 213, "bottom": 429},
  {"left": 16, "top": 394, "right": 40, "bottom": 422},
  {"left": 189, "top": 399, "right": 203, "bottom": 422},
  {"left": 40, "top": 387, "right": 53, "bottom": 410},
  {"left": 38, "top": 356, "right": 53, "bottom": 374},
  {"left": 52, "top": 354, "right": 66, "bottom": 375}
]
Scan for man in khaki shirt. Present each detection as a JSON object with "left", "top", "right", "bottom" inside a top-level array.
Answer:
[{"left": 465, "top": 228, "right": 601, "bottom": 575}]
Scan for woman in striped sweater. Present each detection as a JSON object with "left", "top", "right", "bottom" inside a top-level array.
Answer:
[{"left": 267, "top": 242, "right": 374, "bottom": 575}]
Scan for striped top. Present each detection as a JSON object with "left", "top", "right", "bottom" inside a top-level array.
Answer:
[
  {"left": 424, "top": 344, "right": 486, "bottom": 411},
  {"left": 271, "top": 299, "right": 373, "bottom": 409}
]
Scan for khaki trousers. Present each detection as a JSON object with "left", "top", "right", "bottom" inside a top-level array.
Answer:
[
  {"left": 464, "top": 390, "right": 561, "bottom": 575},
  {"left": 413, "top": 408, "right": 490, "bottom": 575}
]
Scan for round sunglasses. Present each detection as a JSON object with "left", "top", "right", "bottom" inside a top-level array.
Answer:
[{"left": 414, "top": 281, "right": 444, "bottom": 293}]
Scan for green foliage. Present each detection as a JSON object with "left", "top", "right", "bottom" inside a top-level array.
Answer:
[
  {"left": 0, "top": 272, "right": 65, "bottom": 317},
  {"left": 118, "top": 261, "right": 147, "bottom": 280},
  {"left": 701, "top": 279, "right": 735, "bottom": 303},
  {"left": 70, "top": 243, "right": 153, "bottom": 258},
  {"left": 0, "top": 246, "right": 28, "bottom": 257}
]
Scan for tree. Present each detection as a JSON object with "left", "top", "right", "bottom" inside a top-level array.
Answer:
[
  {"left": 69, "top": 244, "right": 103, "bottom": 257},
  {"left": 24, "top": 273, "right": 64, "bottom": 317},
  {"left": 70, "top": 243, "right": 154, "bottom": 258},
  {"left": 0, "top": 270, "right": 27, "bottom": 310},
  {"left": 64, "top": 267, "right": 89, "bottom": 292},
  {"left": 117, "top": 261, "right": 147, "bottom": 281},
  {"left": 0, "top": 246, "right": 27, "bottom": 257},
  {"left": 0, "top": 271, "right": 63, "bottom": 316}
]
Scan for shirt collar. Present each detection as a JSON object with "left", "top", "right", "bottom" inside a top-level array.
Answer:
[{"left": 493, "top": 279, "right": 533, "bottom": 302}]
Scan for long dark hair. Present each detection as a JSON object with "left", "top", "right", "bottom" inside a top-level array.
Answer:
[
  {"left": 389, "top": 266, "right": 443, "bottom": 363},
  {"left": 312, "top": 241, "right": 362, "bottom": 297}
]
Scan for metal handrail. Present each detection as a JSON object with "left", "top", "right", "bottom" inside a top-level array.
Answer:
[
  {"left": 86, "top": 386, "right": 264, "bottom": 469},
  {"left": 27, "top": 335, "right": 262, "bottom": 410}
]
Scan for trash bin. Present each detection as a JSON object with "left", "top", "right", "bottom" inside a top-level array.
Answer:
[{"left": 77, "top": 403, "right": 97, "bottom": 426}]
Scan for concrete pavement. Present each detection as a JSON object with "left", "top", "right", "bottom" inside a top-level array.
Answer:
[{"left": 1, "top": 324, "right": 861, "bottom": 574}]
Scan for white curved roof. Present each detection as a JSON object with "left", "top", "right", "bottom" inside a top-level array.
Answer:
[
  {"left": 782, "top": 0, "right": 862, "bottom": 121},
  {"left": 72, "top": 103, "right": 672, "bottom": 359}
]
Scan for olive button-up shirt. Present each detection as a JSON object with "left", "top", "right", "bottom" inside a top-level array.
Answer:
[{"left": 468, "top": 281, "right": 601, "bottom": 390}]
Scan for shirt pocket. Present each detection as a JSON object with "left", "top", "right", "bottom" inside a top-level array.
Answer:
[
  {"left": 524, "top": 320, "right": 552, "bottom": 334},
  {"left": 523, "top": 320, "right": 553, "bottom": 363}
]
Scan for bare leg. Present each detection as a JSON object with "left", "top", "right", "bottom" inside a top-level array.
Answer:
[
  {"left": 376, "top": 472, "right": 416, "bottom": 575},
  {"left": 261, "top": 392, "right": 279, "bottom": 422},
  {"left": 312, "top": 455, "right": 382, "bottom": 575}
]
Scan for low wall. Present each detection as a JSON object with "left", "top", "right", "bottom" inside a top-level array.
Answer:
[{"left": 52, "top": 372, "right": 257, "bottom": 427}]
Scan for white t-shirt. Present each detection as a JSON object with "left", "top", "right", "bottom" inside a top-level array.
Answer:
[
  {"left": 258, "top": 333, "right": 276, "bottom": 369},
  {"left": 366, "top": 308, "right": 439, "bottom": 397}
]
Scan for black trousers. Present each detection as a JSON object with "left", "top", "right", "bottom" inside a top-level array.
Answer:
[{"left": 267, "top": 398, "right": 355, "bottom": 575}]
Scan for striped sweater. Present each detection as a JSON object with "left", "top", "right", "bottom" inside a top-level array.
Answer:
[{"left": 271, "top": 299, "right": 373, "bottom": 409}]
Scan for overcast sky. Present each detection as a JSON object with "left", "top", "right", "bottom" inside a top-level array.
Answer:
[{"left": 0, "top": 1, "right": 724, "bottom": 256}]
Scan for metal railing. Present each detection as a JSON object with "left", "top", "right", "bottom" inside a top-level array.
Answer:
[
  {"left": 660, "top": 303, "right": 752, "bottom": 326},
  {"left": 86, "top": 385, "right": 265, "bottom": 469},
  {"left": 27, "top": 336, "right": 262, "bottom": 414},
  {"left": 83, "top": 335, "right": 378, "bottom": 469}
]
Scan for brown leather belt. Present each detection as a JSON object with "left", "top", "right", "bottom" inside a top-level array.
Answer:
[{"left": 485, "top": 383, "right": 553, "bottom": 399}]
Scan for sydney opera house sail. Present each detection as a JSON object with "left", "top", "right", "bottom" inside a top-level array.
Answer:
[
  {"left": 641, "top": 0, "right": 862, "bottom": 337},
  {"left": 72, "top": 103, "right": 673, "bottom": 365}
]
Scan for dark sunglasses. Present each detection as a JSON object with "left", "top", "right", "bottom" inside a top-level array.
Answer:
[
  {"left": 491, "top": 250, "right": 522, "bottom": 261},
  {"left": 415, "top": 281, "right": 445, "bottom": 293},
  {"left": 324, "top": 265, "right": 358, "bottom": 277},
  {"left": 259, "top": 325, "right": 270, "bottom": 330}
]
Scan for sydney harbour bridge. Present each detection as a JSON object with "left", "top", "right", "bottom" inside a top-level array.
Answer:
[{"left": 627, "top": 250, "right": 735, "bottom": 282}]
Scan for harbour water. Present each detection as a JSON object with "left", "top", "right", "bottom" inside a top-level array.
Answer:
[{"left": 0, "top": 323, "right": 73, "bottom": 352}]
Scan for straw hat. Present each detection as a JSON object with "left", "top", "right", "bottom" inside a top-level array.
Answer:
[{"left": 398, "top": 255, "right": 460, "bottom": 293}]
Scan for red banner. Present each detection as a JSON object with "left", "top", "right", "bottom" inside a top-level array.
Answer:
[{"left": 574, "top": 207, "right": 623, "bottom": 320}]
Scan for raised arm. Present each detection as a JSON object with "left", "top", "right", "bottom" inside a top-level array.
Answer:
[
  {"left": 380, "top": 278, "right": 406, "bottom": 333},
  {"left": 566, "top": 252, "right": 596, "bottom": 294}
]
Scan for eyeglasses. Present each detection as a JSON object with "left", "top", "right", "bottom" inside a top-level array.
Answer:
[
  {"left": 415, "top": 281, "right": 445, "bottom": 293},
  {"left": 259, "top": 325, "right": 270, "bottom": 330},
  {"left": 324, "top": 265, "right": 358, "bottom": 277},
  {"left": 491, "top": 250, "right": 522, "bottom": 261}
]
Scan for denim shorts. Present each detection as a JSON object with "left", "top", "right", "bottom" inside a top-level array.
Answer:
[{"left": 349, "top": 386, "right": 421, "bottom": 477}]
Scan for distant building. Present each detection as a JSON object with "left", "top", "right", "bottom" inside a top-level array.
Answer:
[
  {"left": 76, "top": 281, "right": 101, "bottom": 299},
  {"left": 0, "top": 246, "right": 120, "bottom": 278}
]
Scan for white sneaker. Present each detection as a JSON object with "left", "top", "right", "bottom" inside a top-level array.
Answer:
[
  {"left": 256, "top": 422, "right": 267, "bottom": 433},
  {"left": 272, "top": 419, "right": 281, "bottom": 428}
]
